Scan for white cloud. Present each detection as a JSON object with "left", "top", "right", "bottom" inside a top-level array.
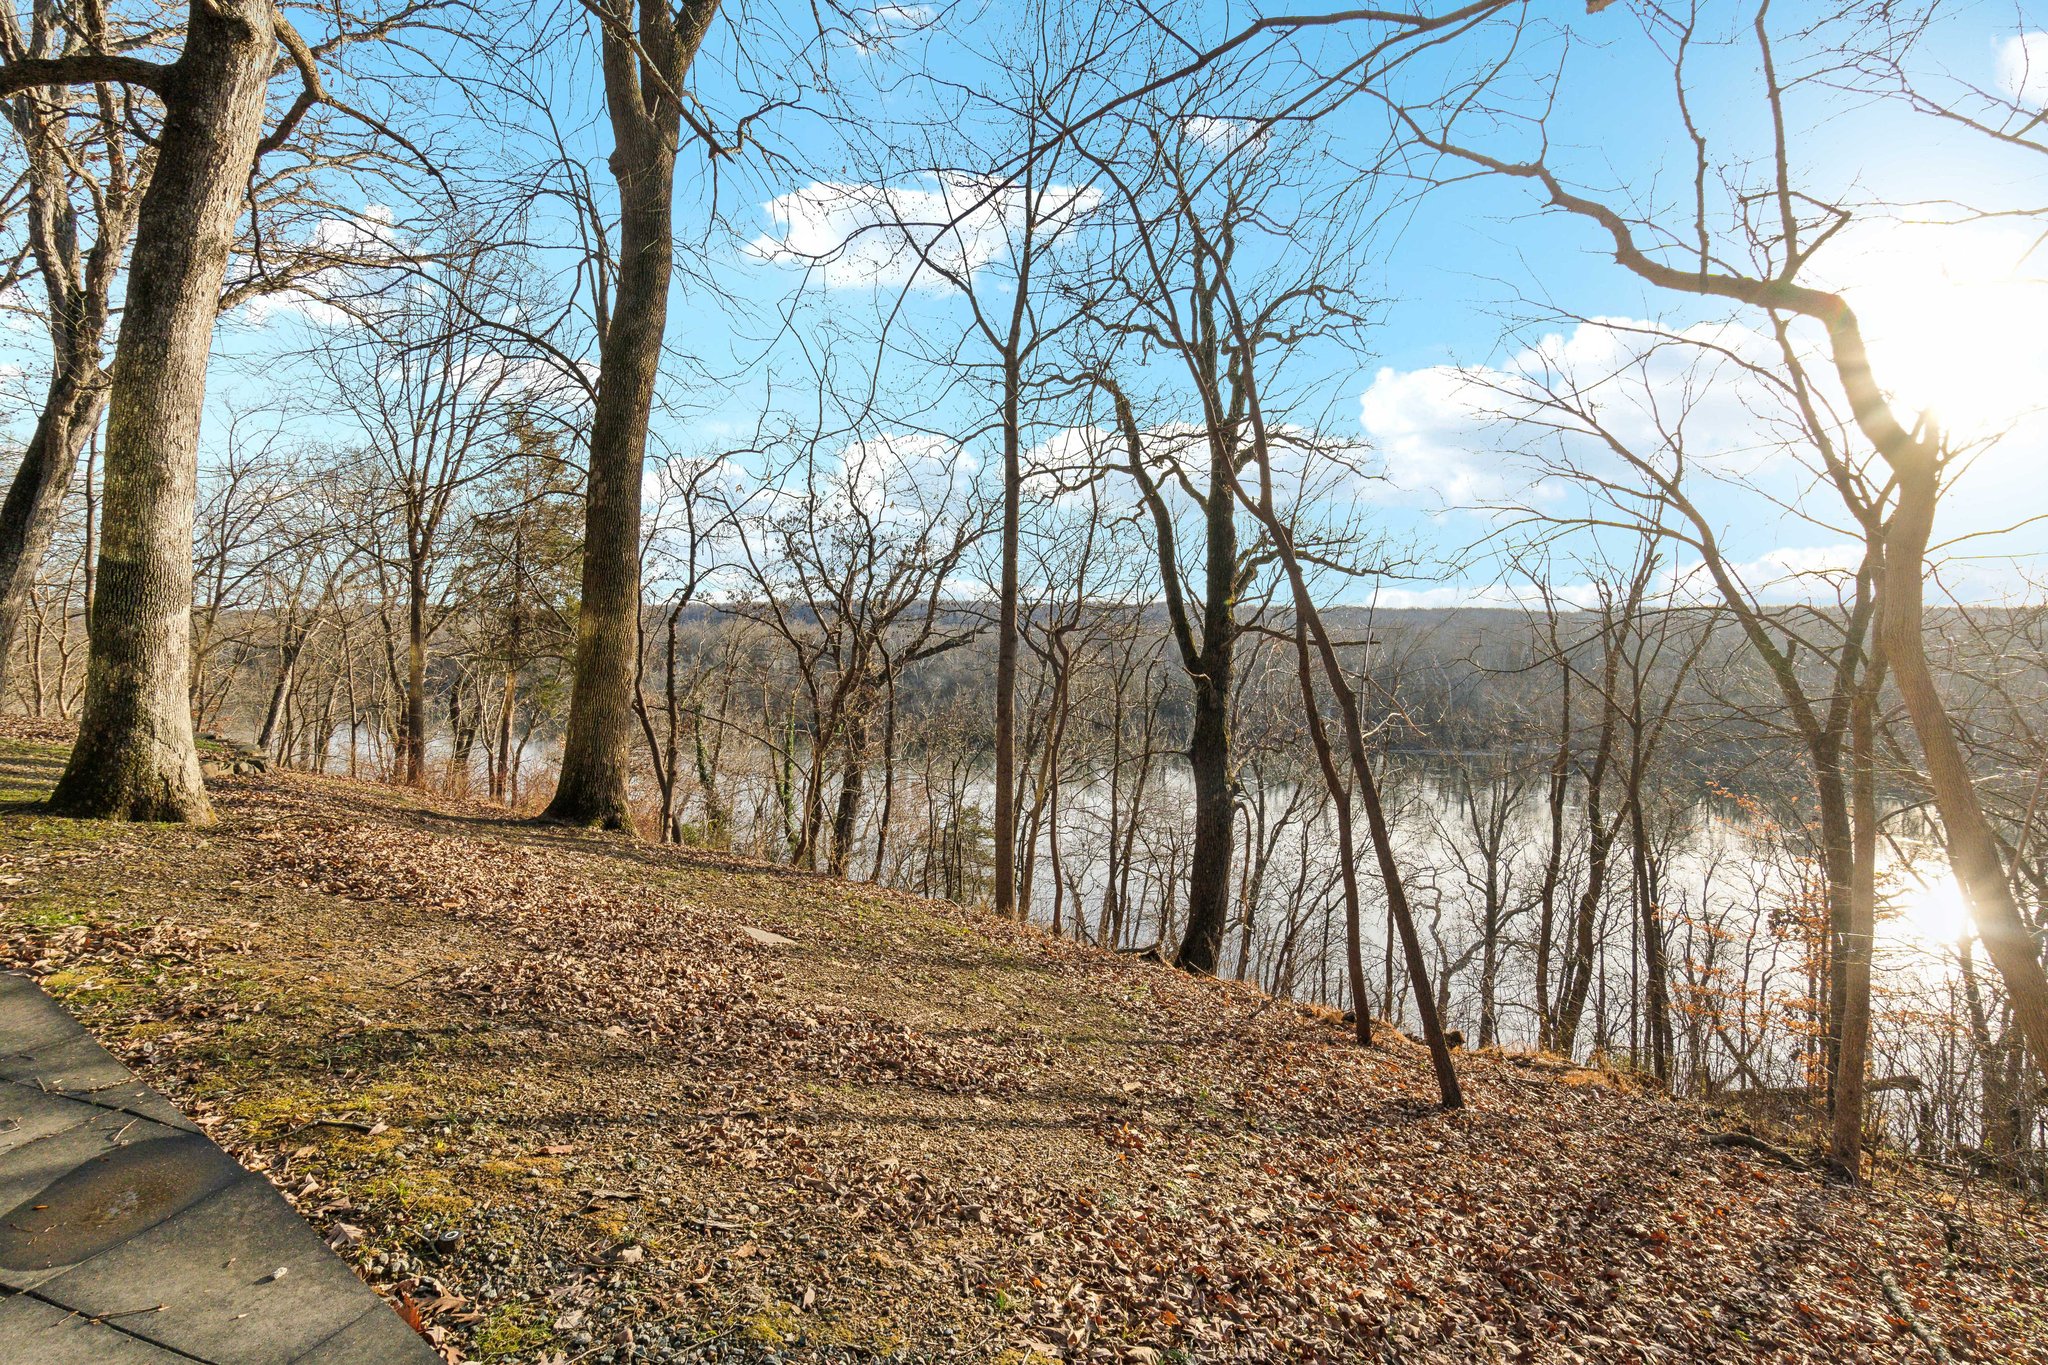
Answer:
[
  {"left": 1997, "top": 32, "right": 2048, "bottom": 108},
  {"left": 239, "top": 205, "right": 406, "bottom": 327},
  {"left": 844, "top": 3, "right": 934, "bottom": 55},
  {"left": 833, "top": 431, "right": 978, "bottom": 530},
  {"left": 1182, "top": 116, "right": 1268, "bottom": 155},
  {"left": 1355, "top": 316, "right": 1788, "bottom": 514},
  {"left": 746, "top": 174, "right": 1099, "bottom": 290},
  {"left": 1356, "top": 363, "right": 1519, "bottom": 507}
]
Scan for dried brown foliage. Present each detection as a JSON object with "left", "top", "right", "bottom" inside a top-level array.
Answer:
[{"left": 3, "top": 750, "right": 2043, "bottom": 1363}]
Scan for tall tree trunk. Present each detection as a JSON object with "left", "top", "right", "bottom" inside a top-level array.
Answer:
[
  {"left": 1826, "top": 659, "right": 1883, "bottom": 1182},
  {"left": 1178, "top": 664, "right": 1234, "bottom": 972},
  {"left": 1534, "top": 661, "right": 1571, "bottom": 1052},
  {"left": 546, "top": 0, "right": 718, "bottom": 830},
  {"left": 496, "top": 670, "right": 516, "bottom": 801},
  {"left": 1173, "top": 434, "right": 1240, "bottom": 976},
  {"left": 404, "top": 564, "right": 428, "bottom": 784},
  {"left": 829, "top": 711, "right": 866, "bottom": 876},
  {"left": 1631, "top": 796, "right": 1672, "bottom": 1083},
  {"left": 992, "top": 357, "right": 1022, "bottom": 917},
  {"left": 0, "top": 381, "right": 106, "bottom": 689},
  {"left": 1875, "top": 458, "right": 2048, "bottom": 1088},
  {"left": 48, "top": 3, "right": 276, "bottom": 822},
  {"left": 1878, "top": 449, "right": 2048, "bottom": 1084}
]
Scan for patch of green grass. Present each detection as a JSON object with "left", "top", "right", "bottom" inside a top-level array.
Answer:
[
  {"left": 0, "top": 814, "right": 131, "bottom": 847},
  {"left": 359, "top": 1167, "right": 474, "bottom": 1220},
  {"left": 6, "top": 894, "right": 96, "bottom": 931},
  {"left": 38, "top": 967, "right": 152, "bottom": 1013},
  {"left": 468, "top": 1304, "right": 556, "bottom": 1359},
  {"left": 211, "top": 1076, "right": 430, "bottom": 1135}
]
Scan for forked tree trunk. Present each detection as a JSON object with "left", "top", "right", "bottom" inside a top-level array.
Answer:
[
  {"left": 545, "top": 0, "right": 717, "bottom": 831},
  {"left": 256, "top": 626, "right": 309, "bottom": 754},
  {"left": 1291, "top": 615, "right": 1370, "bottom": 1046},
  {"left": 0, "top": 381, "right": 106, "bottom": 680},
  {"left": 46, "top": 2, "right": 277, "bottom": 823},
  {"left": 0, "top": 46, "right": 133, "bottom": 696},
  {"left": 1879, "top": 450, "right": 2048, "bottom": 1083}
]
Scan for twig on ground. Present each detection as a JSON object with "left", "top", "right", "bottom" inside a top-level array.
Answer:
[{"left": 277, "top": 1117, "right": 378, "bottom": 1140}]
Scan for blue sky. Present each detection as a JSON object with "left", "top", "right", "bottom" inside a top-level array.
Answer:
[{"left": 128, "top": 2, "right": 2048, "bottom": 607}]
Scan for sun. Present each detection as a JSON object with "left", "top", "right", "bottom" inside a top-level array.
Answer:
[
  {"left": 1838, "top": 224, "right": 2048, "bottom": 441},
  {"left": 1894, "top": 871, "right": 1972, "bottom": 947}
]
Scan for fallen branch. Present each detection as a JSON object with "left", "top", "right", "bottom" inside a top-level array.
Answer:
[
  {"left": 1877, "top": 1267, "right": 1954, "bottom": 1363},
  {"left": 1707, "top": 1131, "right": 1812, "bottom": 1169}
]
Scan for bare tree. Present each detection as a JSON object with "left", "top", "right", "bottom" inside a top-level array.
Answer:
[
  {"left": 1387, "top": 1, "right": 2048, "bottom": 1150},
  {"left": 319, "top": 237, "right": 544, "bottom": 784},
  {"left": 545, "top": 0, "right": 721, "bottom": 829},
  {"left": 727, "top": 434, "right": 988, "bottom": 873},
  {"left": 1487, "top": 321, "right": 1891, "bottom": 1173},
  {"left": 0, "top": 1, "right": 149, "bottom": 690},
  {"left": 0, "top": 0, "right": 443, "bottom": 819}
]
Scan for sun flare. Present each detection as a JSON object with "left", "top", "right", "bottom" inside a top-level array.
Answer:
[
  {"left": 1895, "top": 871, "right": 1973, "bottom": 947},
  {"left": 1841, "top": 228, "right": 2048, "bottom": 439}
]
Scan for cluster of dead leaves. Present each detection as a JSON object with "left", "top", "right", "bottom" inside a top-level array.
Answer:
[
  {"left": 239, "top": 795, "right": 1043, "bottom": 1101},
  {"left": 7, "top": 766, "right": 2046, "bottom": 1363},
  {"left": 0, "top": 906, "right": 221, "bottom": 975}
]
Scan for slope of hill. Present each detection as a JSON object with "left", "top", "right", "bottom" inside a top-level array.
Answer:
[{"left": 1, "top": 721, "right": 2042, "bottom": 1364}]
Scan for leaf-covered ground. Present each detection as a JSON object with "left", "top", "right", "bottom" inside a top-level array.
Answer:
[{"left": 2, "top": 723, "right": 2043, "bottom": 1364}]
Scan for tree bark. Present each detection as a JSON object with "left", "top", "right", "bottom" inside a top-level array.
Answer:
[
  {"left": 1173, "top": 429, "right": 1240, "bottom": 975},
  {"left": 403, "top": 559, "right": 428, "bottom": 784},
  {"left": 0, "top": 38, "right": 133, "bottom": 694},
  {"left": 1825, "top": 655, "right": 1883, "bottom": 1182},
  {"left": 829, "top": 711, "right": 867, "bottom": 876},
  {"left": 0, "top": 383, "right": 106, "bottom": 683},
  {"left": 991, "top": 350, "right": 1022, "bottom": 917},
  {"left": 1879, "top": 450, "right": 2048, "bottom": 1084},
  {"left": 546, "top": 0, "right": 718, "bottom": 831},
  {"left": 48, "top": 3, "right": 277, "bottom": 823},
  {"left": 1179, "top": 653, "right": 1235, "bottom": 972}
]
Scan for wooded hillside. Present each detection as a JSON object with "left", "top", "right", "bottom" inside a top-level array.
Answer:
[{"left": 3, "top": 723, "right": 2040, "bottom": 1364}]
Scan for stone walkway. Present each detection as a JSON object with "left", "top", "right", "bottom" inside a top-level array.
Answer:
[{"left": 0, "top": 971, "right": 437, "bottom": 1364}]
